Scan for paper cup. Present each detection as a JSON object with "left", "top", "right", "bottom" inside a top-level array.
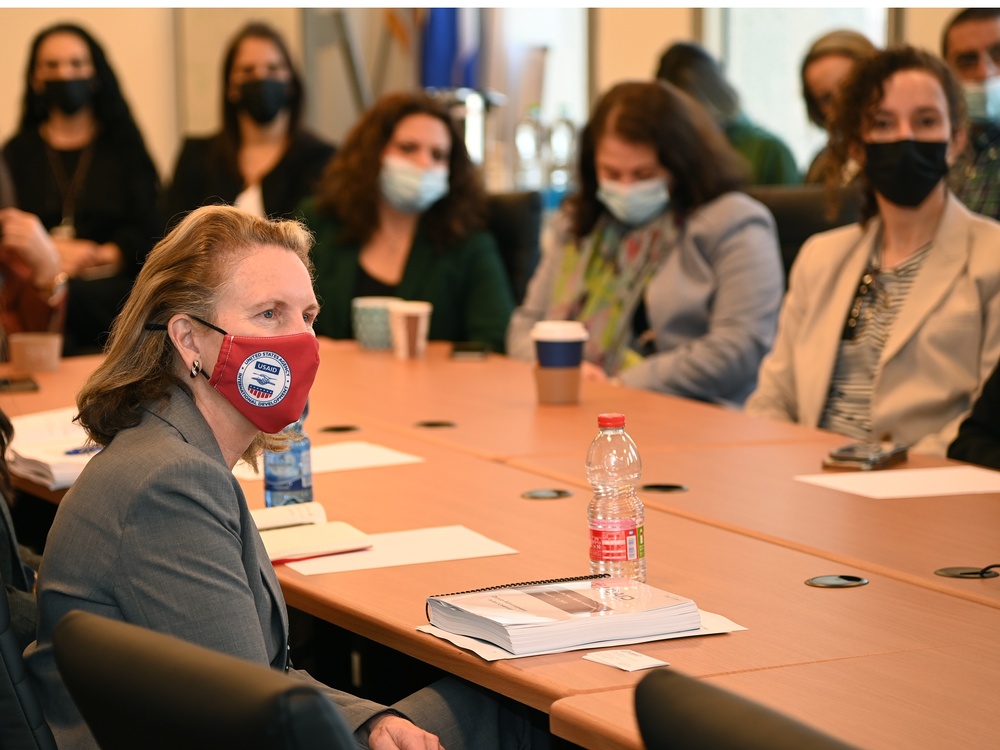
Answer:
[
  {"left": 7, "top": 332, "right": 63, "bottom": 372},
  {"left": 530, "top": 321, "right": 588, "bottom": 405},
  {"left": 351, "top": 297, "right": 400, "bottom": 350},
  {"left": 388, "top": 300, "right": 433, "bottom": 359}
]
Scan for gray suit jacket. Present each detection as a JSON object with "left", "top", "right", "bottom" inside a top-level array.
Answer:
[
  {"left": 25, "top": 386, "right": 386, "bottom": 748},
  {"left": 746, "top": 193, "right": 1000, "bottom": 455}
]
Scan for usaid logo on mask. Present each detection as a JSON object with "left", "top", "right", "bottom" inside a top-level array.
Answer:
[{"left": 237, "top": 351, "right": 292, "bottom": 407}]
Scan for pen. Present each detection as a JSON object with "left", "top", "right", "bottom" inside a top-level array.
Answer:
[{"left": 65, "top": 445, "right": 102, "bottom": 456}]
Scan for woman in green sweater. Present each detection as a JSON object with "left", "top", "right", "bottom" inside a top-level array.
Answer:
[{"left": 299, "top": 92, "right": 513, "bottom": 352}]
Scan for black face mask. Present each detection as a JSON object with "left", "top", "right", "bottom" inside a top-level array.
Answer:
[
  {"left": 238, "top": 79, "right": 289, "bottom": 125},
  {"left": 42, "top": 78, "right": 94, "bottom": 116},
  {"left": 863, "top": 139, "right": 950, "bottom": 207}
]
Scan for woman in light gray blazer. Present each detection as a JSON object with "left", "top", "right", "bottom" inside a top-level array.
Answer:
[
  {"left": 25, "top": 206, "right": 547, "bottom": 750},
  {"left": 747, "top": 46, "right": 1000, "bottom": 455},
  {"left": 506, "top": 81, "right": 783, "bottom": 406}
]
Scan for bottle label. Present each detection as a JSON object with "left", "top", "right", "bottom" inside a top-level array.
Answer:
[{"left": 589, "top": 522, "right": 644, "bottom": 562}]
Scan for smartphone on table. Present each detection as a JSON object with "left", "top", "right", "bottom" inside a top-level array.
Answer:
[
  {"left": 450, "top": 342, "right": 490, "bottom": 360},
  {"left": 0, "top": 375, "right": 40, "bottom": 393},
  {"left": 822, "top": 441, "right": 908, "bottom": 470}
]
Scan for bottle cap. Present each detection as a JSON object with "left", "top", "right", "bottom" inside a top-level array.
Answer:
[{"left": 597, "top": 413, "right": 625, "bottom": 428}]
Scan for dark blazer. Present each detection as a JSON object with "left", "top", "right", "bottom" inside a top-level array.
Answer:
[
  {"left": 949, "top": 354, "right": 1000, "bottom": 469},
  {"left": 25, "top": 386, "right": 385, "bottom": 749},
  {"left": 3, "top": 128, "right": 162, "bottom": 355},
  {"left": 1, "top": 496, "right": 35, "bottom": 651},
  {"left": 166, "top": 129, "right": 335, "bottom": 229}
]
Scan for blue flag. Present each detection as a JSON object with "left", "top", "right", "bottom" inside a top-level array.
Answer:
[{"left": 421, "top": 8, "right": 480, "bottom": 89}]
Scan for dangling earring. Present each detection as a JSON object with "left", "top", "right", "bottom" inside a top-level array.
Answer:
[{"left": 190, "top": 360, "right": 201, "bottom": 378}]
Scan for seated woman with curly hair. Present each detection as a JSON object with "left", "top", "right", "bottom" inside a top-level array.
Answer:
[{"left": 298, "top": 91, "right": 513, "bottom": 352}]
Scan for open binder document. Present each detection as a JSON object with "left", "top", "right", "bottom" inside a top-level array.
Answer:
[
  {"left": 424, "top": 576, "right": 722, "bottom": 657},
  {"left": 8, "top": 407, "right": 95, "bottom": 490},
  {"left": 250, "top": 503, "right": 371, "bottom": 563}
]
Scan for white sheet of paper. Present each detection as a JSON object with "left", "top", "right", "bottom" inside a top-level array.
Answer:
[
  {"left": 795, "top": 465, "right": 1000, "bottom": 499},
  {"left": 8, "top": 407, "right": 95, "bottom": 489},
  {"left": 233, "top": 441, "right": 423, "bottom": 480},
  {"left": 286, "top": 525, "right": 517, "bottom": 575},
  {"left": 415, "top": 610, "right": 746, "bottom": 661},
  {"left": 582, "top": 649, "right": 669, "bottom": 671},
  {"left": 10, "top": 406, "right": 82, "bottom": 441}
]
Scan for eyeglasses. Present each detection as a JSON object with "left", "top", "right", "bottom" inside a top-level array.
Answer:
[{"left": 841, "top": 265, "right": 879, "bottom": 341}]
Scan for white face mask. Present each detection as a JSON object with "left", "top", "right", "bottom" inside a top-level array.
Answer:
[
  {"left": 962, "top": 76, "right": 1000, "bottom": 124},
  {"left": 596, "top": 176, "right": 670, "bottom": 226},
  {"left": 379, "top": 154, "right": 449, "bottom": 213}
]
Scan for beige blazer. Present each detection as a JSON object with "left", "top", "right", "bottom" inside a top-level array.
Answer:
[{"left": 746, "top": 193, "right": 1000, "bottom": 456}]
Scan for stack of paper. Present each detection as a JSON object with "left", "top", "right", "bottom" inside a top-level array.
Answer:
[
  {"left": 426, "top": 577, "right": 702, "bottom": 656},
  {"left": 250, "top": 503, "right": 371, "bottom": 563},
  {"left": 7, "top": 407, "right": 96, "bottom": 490}
]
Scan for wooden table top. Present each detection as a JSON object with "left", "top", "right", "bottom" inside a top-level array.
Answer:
[
  {"left": 550, "top": 640, "right": 1000, "bottom": 750},
  {"left": 6, "top": 341, "right": 1000, "bottom": 748},
  {"left": 253, "top": 425, "right": 1000, "bottom": 716},
  {"left": 309, "top": 340, "right": 838, "bottom": 461},
  {"left": 510, "top": 442, "right": 1000, "bottom": 610}
]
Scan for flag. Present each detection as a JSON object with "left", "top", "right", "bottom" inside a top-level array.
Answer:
[{"left": 421, "top": 8, "right": 480, "bottom": 89}]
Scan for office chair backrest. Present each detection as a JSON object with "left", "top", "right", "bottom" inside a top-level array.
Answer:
[
  {"left": 0, "top": 579, "right": 56, "bottom": 750},
  {"left": 486, "top": 190, "right": 543, "bottom": 305},
  {"left": 635, "top": 668, "right": 859, "bottom": 750},
  {"left": 745, "top": 184, "right": 860, "bottom": 284},
  {"left": 53, "top": 610, "right": 355, "bottom": 750}
]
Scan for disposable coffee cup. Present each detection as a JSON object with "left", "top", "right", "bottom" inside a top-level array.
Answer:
[
  {"left": 7, "top": 332, "right": 63, "bottom": 372},
  {"left": 530, "top": 321, "right": 588, "bottom": 405},
  {"left": 388, "top": 300, "right": 433, "bottom": 359},
  {"left": 351, "top": 296, "right": 400, "bottom": 350}
]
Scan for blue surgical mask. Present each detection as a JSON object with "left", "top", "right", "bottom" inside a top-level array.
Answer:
[
  {"left": 379, "top": 155, "right": 449, "bottom": 213},
  {"left": 596, "top": 177, "right": 670, "bottom": 226},
  {"left": 962, "top": 77, "right": 1000, "bottom": 124}
]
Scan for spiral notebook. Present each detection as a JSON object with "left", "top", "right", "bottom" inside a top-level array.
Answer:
[{"left": 425, "top": 575, "right": 702, "bottom": 656}]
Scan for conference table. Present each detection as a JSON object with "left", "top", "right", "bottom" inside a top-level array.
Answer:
[
  {"left": 4, "top": 339, "right": 1000, "bottom": 749},
  {"left": 508, "top": 436, "right": 1000, "bottom": 611},
  {"left": 307, "top": 340, "right": 839, "bottom": 460},
  {"left": 550, "top": 639, "right": 1000, "bottom": 750}
]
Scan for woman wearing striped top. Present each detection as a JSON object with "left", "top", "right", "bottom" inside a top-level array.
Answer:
[{"left": 747, "top": 46, "right": 1000, "bottom": 456}]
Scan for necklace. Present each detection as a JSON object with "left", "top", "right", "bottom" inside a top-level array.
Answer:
[{"left": 44, "top": 142, "right": 94, "bottom": 239}]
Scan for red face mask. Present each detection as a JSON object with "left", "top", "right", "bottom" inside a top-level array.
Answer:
[{"left": 194, "top": 316, "right": 320, "bottom": 434}]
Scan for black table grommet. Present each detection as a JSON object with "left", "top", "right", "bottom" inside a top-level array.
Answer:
[
  {"left": 521, "top": 489, "right": 573, "bottom": 500},
  {"left": 805, "top": 574, "right": 869, "bottom": 588}
]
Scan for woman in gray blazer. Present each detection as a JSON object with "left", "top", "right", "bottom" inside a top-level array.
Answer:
[
  {"left": 747, "top": 46, "right": 1000, "bottom": 456},
  {"left": 506, "top": 80, "right": 784, "bottom": 407},
  {"left": 25, "top": 206, "right": 547, "bottom": 750}
]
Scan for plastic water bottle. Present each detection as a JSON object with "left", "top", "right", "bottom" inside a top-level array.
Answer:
[
  {"left": 586, "top": 413, "right": 646, "bottom": 582},
  {"left": 264, "top": 404, "right": 313, "bottom": 506},
  {"left": 546, "top": 105, "right": 577, "bottom": 210},
  {"left": 514, "top": 105, "right": 548, "bottom": 191}
]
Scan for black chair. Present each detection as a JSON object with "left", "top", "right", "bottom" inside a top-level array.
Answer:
[
  {"left": 486, "top": 190, "right": 543, "bottom": 305},
  {"left": 0, "top": 576, "right": 56, "bottom": 750},
  {"left": 635, "top": 668, "right": 858, "bottom": 750},
  {"left": 746, "top": 184, "right": 860, "bottom": 285},
  {"left": 53, "top": 610, "right": 355, "bottom": 750}
]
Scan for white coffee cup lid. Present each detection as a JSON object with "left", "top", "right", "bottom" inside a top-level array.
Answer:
[
  {"left": 353, "top": 296, "right": 402, "bottom": 308},
  {"left": 530, "top": 320, "right": 589, "bottom": 342},
  {"left": 389, "top": 300, "right": 433, "bottom": 314}
]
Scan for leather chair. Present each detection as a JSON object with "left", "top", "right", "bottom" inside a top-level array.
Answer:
[
  {"left": 53, "top": 610, "right": 355, "bottom": 750},
  {"left": 746, "top": 184, "right": 860, "bottom": 285},
  {"left": 635, "top": 668, "right": 858, "bottom": 750},
  {"left": 0, "top": 578, "right": 56, "bottom": 750},
  {"left": 486, "top": 190, "right": 543, "bottom": 305}
]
